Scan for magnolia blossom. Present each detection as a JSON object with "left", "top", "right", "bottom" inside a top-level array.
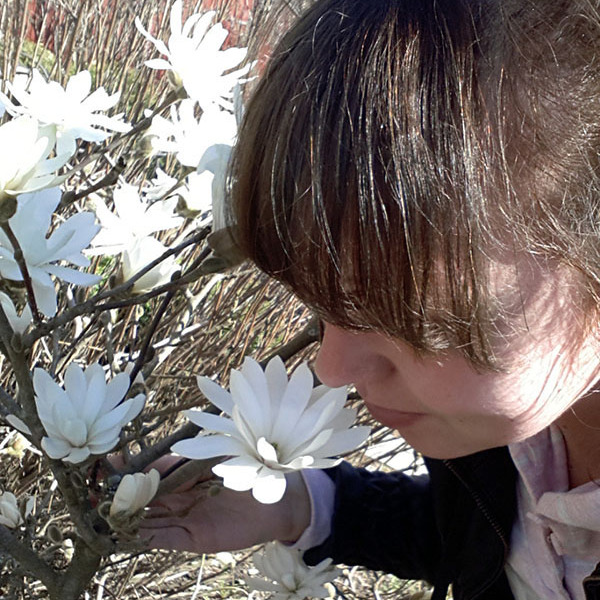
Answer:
[
  {"left": 89, "top": 183, "right": 182, "bottom": 255},
  {"left": 121, "top": 236, "right": 178, "bottom": 294},
  {"left": 171, "top": 357, "right": 370, "bottom": 503},
  {"left": 109, "top": 469, "right": 160, "bottom": 518},
  {"left": 135, "top": 1, "right": 249, "bottom": 111},
  {"left": 0, "top": 116, "right": 68, "bottom": 198},
  {"left": 0, "top": 187, "right": 100, "bottom": 317},
  {"left": 34, "top": 362, "right": 145, "bottom": 464},
  {"left": 0, "top": 69, "right": 130, "bottom": 156},
  {"left": 145, "top": 100, "right": 236, "bottom": 168},
  {"left": 247, "top": 542, "right": 340, "bottom": 600}
]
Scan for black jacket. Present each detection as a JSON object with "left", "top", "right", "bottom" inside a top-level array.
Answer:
[{"left": 303, "top": 446, "right": 600, "bottom": 600}]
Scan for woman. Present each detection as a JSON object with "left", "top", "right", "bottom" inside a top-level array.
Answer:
[{"left": 142, "top": 1, "right": 600, "bottom": 597}]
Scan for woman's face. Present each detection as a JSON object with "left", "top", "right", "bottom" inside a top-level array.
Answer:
[{"left": 313, "top": 265, "right": 600, "bottom": 459}]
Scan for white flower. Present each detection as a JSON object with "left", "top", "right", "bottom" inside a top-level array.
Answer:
[
  {"left": 143, "top": 167, "right": 179, "bottom": 201},
  {"left": 0, "top": 69, "right": 131, "bottom": 157},
  {"left": 247, "top": 542, "right": 340, "bottom": 600},
  {"left": 89, "top": 183, "right": 183, "bottom": 256},
  {"left": 0, "top": 116, "right": 69, "bottom": 198},
  {"left": 0, "top": 292, "right": 33, "bottom": 334},
  {"left": 0, "top": 492, "right": 23, "bottom": 528},
  {"left": 0, "top": 187, "right": 101, "bottom": 317},
  {"left": 34, "top": 362, "right": 145, "bottom": 464},
  {"left": 121, "top": 236, "right": 178, "bottom": 294},
  {"left": 171, "top": 357, "right": 371, "bottom": 504},
  {"left": 109, "top": 469, "right": 160, "bottom": 518},
  {"left": 145, "top": 100, "right": 236, "bottom": 168},
  {"left": 135, "top": 1, "right": 249, "bottom": 111}
]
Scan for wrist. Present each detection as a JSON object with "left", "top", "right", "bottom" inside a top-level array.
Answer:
[{"left": 275, "top": 471, "right": 311, "bottom": 543}]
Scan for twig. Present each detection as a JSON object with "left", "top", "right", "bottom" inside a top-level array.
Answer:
[
  {"left": 122, "top": 421, "right": 200, "bottom": 474},
  {"left": 61, "top": 157, "right": 126, "bottom": 206},
  {"left": 261, "top": 315, "right": 320, "bottom": 366},
  {"left": 22, "top": 226, "right": 212, "bottom": 346},
  {"left": 128, "top": 289, "right": 176, "bottom": 387}
]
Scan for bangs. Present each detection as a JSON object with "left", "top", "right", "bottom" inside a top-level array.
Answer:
[{"left": 230, "top": 0, "right": 507, "bottom": 365}]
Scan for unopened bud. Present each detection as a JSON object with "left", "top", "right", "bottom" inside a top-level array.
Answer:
[
  {"left": 60, "top": 190, "right": 76, "bottom": 207},
  {"left": 46, "top": 524, "right": 63, "bottom": 544},
  {"left": 0, "top": 194, "right": 17, "bottom": 223}
]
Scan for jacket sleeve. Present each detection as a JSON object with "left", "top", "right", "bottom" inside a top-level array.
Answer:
[{"left": 302, "top": 461, "right": 441, "bottom": 583}]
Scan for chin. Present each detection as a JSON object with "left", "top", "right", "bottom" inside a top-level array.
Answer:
[{"left": 406, "top": 436, "right": 505, "bottom": 460}]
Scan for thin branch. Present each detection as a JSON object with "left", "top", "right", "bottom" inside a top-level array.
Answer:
[
  {"left": 1, "top": 223, "right": 42, "bottom": 324},
  {"left": 22, "top": 226, "right": 212, "bottom": 346},
  {"left": 261, "top": 315, "right": 320, "bottom": 366},
  {"left": 122, "top": 421, "right": 200, "bottom": 474},
  {"left": 0, "top": 525, "right": 59, "bottom": 596},
  {"left": 129, "top": 289, "right": 176, "bottom": 387}
]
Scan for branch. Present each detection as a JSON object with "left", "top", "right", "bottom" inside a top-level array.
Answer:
[
  {"left": 122, "top": 421, "right": 200, "bottom": 474},
  {"left": 54, "top": 538, "right": 102, "bottom": 600},
  {"left": 23, "top": 227, "right": 212, "bottom": 347},
  {"left": 0, "top": 525, "right": 59, "bottom": 596}
]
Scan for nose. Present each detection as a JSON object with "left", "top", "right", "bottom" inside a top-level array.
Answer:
[
  {"left": 314, "top": 322, "right": 393, "bottom": 390},
  {"left": 314, "top": 323, "right": 360, "bottom": 387}
]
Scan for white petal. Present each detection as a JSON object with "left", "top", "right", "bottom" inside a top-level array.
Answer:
[
  {"left": 196, "top": 375, "right": 233, "bottom": 415},
  {"left": 6, "top": 414, "right": 31, "bottom": 435},
  {"left": 229, "top": 369, "right": 269, "bottom": 439},
  {"left": 86, "top": 437, "right": 119, "bottom": 455},
  {"left": 270, "top": 362, "right": 313, "bottom": 442},
  {"left": 252, "top": 469, "right": 287, "bottom": 504},
  {"left": 309, "top": 426, "right": 371, "bottom": 459},
  {"left": 59, "top": 417, "right": 88, "bottom": 447},
  {"left": 212, "top": 456, "right": 260, "bottom": 491},
  {"left": 63, "top": 446, "right": 91, "bottom": 464},
  {"left": 41, "top": 436, "right": 71, "bottom": 459},
  {"left": 171, "top": 434, "right": 245, "bottom": 459},
  {"left": 183, "top": 410, "right": 238, "bottom": 435},
  {"left": 102, "top": 372, "right": 130, "bottom": 413},
  {"left": 256, "top": 437, "right": 279, "bottom": 463}
]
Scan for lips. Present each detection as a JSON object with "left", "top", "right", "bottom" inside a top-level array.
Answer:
[{"left": 364, "top": 401, "right": 425, "bottom": 429}]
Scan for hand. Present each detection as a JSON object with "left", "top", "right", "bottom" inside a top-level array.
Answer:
[{"left": 138, "top": 457, "right": 311, "bottom": 554}]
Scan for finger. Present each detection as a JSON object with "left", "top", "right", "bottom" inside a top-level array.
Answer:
[
  {"left": 139, "top": 523, "right": 202, "bottom": 553},
  {"left": 148, "top": 489, "right": 206, "bottom": 513}
]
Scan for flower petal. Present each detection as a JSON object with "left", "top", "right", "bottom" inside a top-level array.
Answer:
[
  {"left": 171, "top": 434, "right": 245, "bottom": 459},
  {"left": 251, "top": 468, "right": 287, "bottom": 504}
]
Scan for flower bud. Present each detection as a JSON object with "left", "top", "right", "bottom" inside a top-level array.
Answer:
[
  {"left": 46, "top": 524, "right": 63, "bottom": 544},
  {"left": 0, "top": 194, "right": 17, "bottom": 223}
]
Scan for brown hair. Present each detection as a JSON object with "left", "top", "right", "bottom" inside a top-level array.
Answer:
[{"left": 229, "top": 0, "right": 600, "bottom": 366}]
